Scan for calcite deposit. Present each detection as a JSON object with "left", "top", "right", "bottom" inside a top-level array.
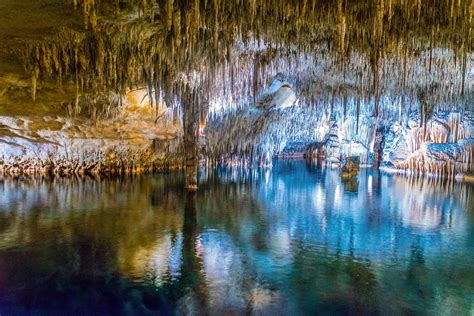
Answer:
[
  {"left": 0, "top": 91, "right": 181, "bottom": 176},
  {"left": 382, "top": 111, "right": 474, "bottom": 179},
  {"left": 0, "top": 0, "right": 472, "bottom": 184}
]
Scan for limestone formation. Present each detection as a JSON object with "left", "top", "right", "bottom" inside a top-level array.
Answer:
[
  {"left": 382, "top": 111, "right": 474, "bottom": 178},
  {"left": 341, "top": 156, "right": 360, "bottom": 179},
  {"left": 0, "top": 0, "right": 472, "bottom": 183}
]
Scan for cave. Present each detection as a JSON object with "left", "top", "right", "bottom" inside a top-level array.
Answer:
[{"left": 0, "top": 0, "right": 473, "bottom": 314}]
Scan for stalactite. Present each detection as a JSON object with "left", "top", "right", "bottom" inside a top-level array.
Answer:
[
  {"left": 6, "top": 0, "right": 471, "bottom": 178},
  {"left": 460, "top": 46, "right": 467, "bottom": 97},
  {"left": 356, "top": 95, "right": 360, "bottom": 134},
  {"left": 18, "top": 0, "right": 471, "bottom": 116},
  {"left": 338, "top": 0, "right": 346, "bottom": 56},
  {"left": 31, "top": 65, "right": 39, "bottom": 101}
]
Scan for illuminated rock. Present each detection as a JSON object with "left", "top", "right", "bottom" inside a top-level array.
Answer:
[
  {"left": 0, "top": 0, "right": 472, "bottom": 180},
  {"left": 382, "top": 111, "right": 474, "bottom": 178},
  {"left": 341, "top": 156, "right": 360, "bottom": 179},
  {"left": 323, "top": 119, "right": 341, "bottom": 162},
  {"left": 0, "top": 107, "right": 181, "bottom": 176}
]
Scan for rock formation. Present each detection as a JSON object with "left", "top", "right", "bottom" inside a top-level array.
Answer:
[
  {"left": 341, "top": 156, "right": 360, "bottom": 178},
  {"left": 0, "top": 90, "right": 181, "bottom": 176},
  {"left": 0, "top": 0, "right": 472, "bottom": 184},
  {"left": 382, "top": 111, "right": 474, "bottom": 178}
]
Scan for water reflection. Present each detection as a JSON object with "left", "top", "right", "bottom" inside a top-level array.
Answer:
[
  {"left": 342, "top": 177, "right": 359, "bottom": 193},
  {"left": 0, "top": 161, "right": 473, "bottom": 315}
]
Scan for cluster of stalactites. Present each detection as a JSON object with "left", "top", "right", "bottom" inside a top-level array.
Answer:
[
  {"left": 73, "top": 0, "right": 98, "bottom": 30},
  {"left": 203, "top": 95, "right": 378, "bottom": 163},
  {"left": 20, "top": 0, "right": 473, "bottom": 119}
]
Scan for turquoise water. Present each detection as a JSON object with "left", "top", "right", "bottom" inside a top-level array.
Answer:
[{"left": 0, "top": 160, "right": 473, "bottom": 315}]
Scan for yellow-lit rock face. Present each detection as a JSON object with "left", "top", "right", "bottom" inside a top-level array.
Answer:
[
  {"left": 0, "top": 104, "right": 181, "bottom": 176},
  {"left": 125, "top": 89, "right": 154, "bottom": 110},
  {"left": 125, "top": 88, "right": 168, "bottom": 119},
  {"left": 4, "top": 0, "right": 471, "bottom": 118}
]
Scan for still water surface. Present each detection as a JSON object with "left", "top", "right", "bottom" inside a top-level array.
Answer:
[{"left": 0, "top": 161, "right": 473, "bottom": 315}]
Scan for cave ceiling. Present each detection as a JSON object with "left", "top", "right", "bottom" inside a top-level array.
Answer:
[{"left": 0, "top": 0, "right": 472, "bottom": 117}]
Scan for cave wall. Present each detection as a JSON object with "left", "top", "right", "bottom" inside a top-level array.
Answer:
[
  {"left": 204, "top": 76, "right": 474, "bottom": 179},
  {"left": 0, "top": 92, "right": 182, "bottom": 176},
  {"left": 382, "top": 111, "right": 474, "bottom": 177},
  {"left": 0, "top": 0, "right": 472, "bottom": 180}
]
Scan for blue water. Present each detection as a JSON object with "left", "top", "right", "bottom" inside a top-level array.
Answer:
[{"left": 0, "top": 160, "right": 473, "bottom": 315}]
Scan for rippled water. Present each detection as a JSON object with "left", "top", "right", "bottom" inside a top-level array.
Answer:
[{"left": 0, "top": 160, "right": 473, "bottom": 315}]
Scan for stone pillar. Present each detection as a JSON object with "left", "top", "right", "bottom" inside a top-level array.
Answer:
[
  {"left": 183, "top": 93, "right": 200, "bottom": 190},
  {"left": 372, "top": 126, "right": 384, "bottom": 169}
]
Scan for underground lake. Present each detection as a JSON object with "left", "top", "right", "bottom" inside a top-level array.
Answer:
[{"left": 0, "top": 161, "right": 473, "bottom": 315}]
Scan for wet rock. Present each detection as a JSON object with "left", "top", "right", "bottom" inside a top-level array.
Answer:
[
  {"left": 257, "top": 74, "right": 297, "bottom": 110},
  {"left": 0, "top": 98, "right": 182, "bottom": 176},
  {"left": 423, "top": 142, "right": 463, "bottom": 162},
  {"left": 382, "top": 122, "right": 411, "bottom": 166},
  {"left": 323, "top": 119, "right": 341, "bottom": 161},
  {"left": 304, "top": 142, "right": 325, "bottom": 159},
  {"left": 341, "top": 156, "right": 360, "bottom": 179},
  {"left": 382, "top": 111, "right": 474, "bottom": 177}
]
